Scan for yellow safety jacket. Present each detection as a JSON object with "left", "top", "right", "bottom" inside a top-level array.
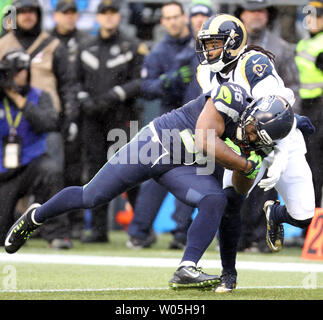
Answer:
[{"left": 295, "top": 31, "right": 323, "bottom": 99}]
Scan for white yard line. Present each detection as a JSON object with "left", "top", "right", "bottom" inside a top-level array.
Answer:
[
  {"left": 0, "top": 252, "right": 322, "bottom": 273},
  {"left": 0, "top": 285, "right": 323, "bottom": 294}
]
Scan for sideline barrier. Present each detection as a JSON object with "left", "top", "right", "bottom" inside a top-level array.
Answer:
[{"left": 302, "top": 208, "right": 323, "bottom": 260}]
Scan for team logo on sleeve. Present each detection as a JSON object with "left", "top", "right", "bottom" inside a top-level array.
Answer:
[
  {"left": 215, "top": 85, "right": 232, "bottom": 104},
  {"left": 253, "top": 63, "right": 268, "bottom": 78}
]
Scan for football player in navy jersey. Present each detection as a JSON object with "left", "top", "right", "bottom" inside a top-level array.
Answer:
[{"left": 5, "top": 81, "right": 294, "bottom": 289}]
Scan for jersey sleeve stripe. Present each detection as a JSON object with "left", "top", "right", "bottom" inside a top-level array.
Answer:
[{"left": 214, "top": 101, "right": 240, "bottom": 122}]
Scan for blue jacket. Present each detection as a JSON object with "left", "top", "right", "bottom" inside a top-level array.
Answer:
[
  {"left": 141, "top": 32, "right": 201, "bottom": 113},
  {"left": 0, "top": 87, "right": 58, "bottom": 174}
]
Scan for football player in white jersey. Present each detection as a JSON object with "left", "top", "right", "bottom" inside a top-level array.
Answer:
[{"left": 195, "top": 14, "right": 315, "bottom": 292}]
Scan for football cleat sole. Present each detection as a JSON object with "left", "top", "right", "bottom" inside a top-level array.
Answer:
[
  {"left": 169, "top": 278, "right": 220, "bottom": 290},
  {"left": 264, "top": 200, "right": 284, "bottom": 253}
]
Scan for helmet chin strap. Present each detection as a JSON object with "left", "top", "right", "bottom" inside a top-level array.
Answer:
[{"left": 209, "top": 59, "right": 226, "bottom": 73}]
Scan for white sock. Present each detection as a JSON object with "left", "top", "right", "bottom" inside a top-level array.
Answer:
[
  {"left": 179, "top": 261, "right": 196, "bottom": 268},
  {"left": 31, "top": 209, "right": 42, "bottom": 226}
]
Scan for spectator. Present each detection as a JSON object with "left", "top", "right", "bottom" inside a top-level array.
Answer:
[
  {"left": 128, "top": 2, "right": 163, "bottom": 42},
  {"left": 0, "top": 49, "right": 62, "bottom": 246},
  {"left": 0, "top": 0, "right": 77, "bottom": 249},
  {"left": 295, "top": 0, "right": 323, "bottom": 208},
  {"left": 51, "top": 0, "right": 92, "bottom": 239},
  {"left": 76, "top": 0, "right": 148, "bottom": 243},
  {"left": 234, "top": 0, "right": 301, "bottom": 252},
  {"left": 127, "top": 0, "right": 213, "bottom": 250}
]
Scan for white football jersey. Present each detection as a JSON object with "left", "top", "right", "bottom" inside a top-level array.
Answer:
[
  {"left": 197, "top": 50, "right": 295, "bottom": 106},
  {"left": 198, "top": 50, "right": 314, "bottom": 221},
  {"left": 197, "top": 49, "right": 306, "bottom": 157}
]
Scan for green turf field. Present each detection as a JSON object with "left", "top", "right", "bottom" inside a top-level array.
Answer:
[{"left": 0, "top": 231, "right": 322, "bottom": 300}]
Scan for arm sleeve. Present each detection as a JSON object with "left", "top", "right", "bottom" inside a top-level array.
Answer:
[{"left": 22, "top": 90, "right": 59, "bottom": 133}]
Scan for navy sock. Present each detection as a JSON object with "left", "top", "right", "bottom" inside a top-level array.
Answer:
[
  {"left": 181, "top": 193, "right": 227, "bottom": 264},
  {"left": 34, "top": 186, "right": 84, "bottom": 223},
  {"left": 271, "top": 204, "right": 312, "bottom": 229},
  {"left": 219, "top": 187, "right": 245, "bottom": 275}
]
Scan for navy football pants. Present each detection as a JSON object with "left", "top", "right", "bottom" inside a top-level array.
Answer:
[{"left": 35, "top": 125, "right": 227, "bottom": 264}]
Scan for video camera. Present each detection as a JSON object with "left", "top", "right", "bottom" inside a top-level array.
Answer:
[{"left": 0, "top": 50, "right": 30, "bottom": 90}]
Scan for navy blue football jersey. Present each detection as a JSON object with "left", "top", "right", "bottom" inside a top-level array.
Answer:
[{"left": 153, "top": 82, "right": 250, "bottom": 163}]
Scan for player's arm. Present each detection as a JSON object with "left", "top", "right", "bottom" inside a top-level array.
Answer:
[
  {"left": 232, "top": 168, "right": 255, "bottom": 195},
  {"left": 224, "top": 138, "right": 261, "bottom": 195},
  {"left": 195, "top": 97, "right": 252, "bottom": 173}
]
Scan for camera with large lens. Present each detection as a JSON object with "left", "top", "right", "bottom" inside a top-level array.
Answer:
[{"left": 0, "top": 50, "right": 30, "bottom": 90}]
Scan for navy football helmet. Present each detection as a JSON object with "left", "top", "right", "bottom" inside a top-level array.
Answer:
[
  {"left": 236, "top": 95, "right": 294, "bottom": 150},
  {"left": 196, "top": 14, "right": 247, "bottom": 72}
]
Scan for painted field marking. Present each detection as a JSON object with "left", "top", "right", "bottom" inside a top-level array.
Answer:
[
  {"left": 1, "top": 285, "right": 323, "bottom": 294},
  {"left": 0, "top": 253, "right": 323, "bottom": 273}
]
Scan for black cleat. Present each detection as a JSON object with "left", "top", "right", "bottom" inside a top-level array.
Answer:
[
  {"left": 264, "top": 200, "right": 284, "bottom": 252},
  {"left": 126, "top": 232, "right": 156, "bottom": 249},
  {"left": 214, "top": 272, "right": 237, "bottom": 293},
  {"left": 5, "top": 203, "right": 41, "bottom": 254},
  {"left": 168, "top": 238, "right": 186, "bottom": 250},
  {"left": 169, "top": 266, "right": 220, "bottom": 289}
]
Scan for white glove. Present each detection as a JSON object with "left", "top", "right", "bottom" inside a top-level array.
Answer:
[
  {"left": 258, "top": 148, "right": 287, "bottom": 192},
  {"left": 66, "top": 122, "right": 78, "bottom": 142}
]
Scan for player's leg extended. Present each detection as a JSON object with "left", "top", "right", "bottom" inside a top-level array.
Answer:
[
  {"left": 4, "top": 125, "right": 166, "bottom": 253},
  {"left": 156, "top": 165, "right": 225, "bottom": 289},
  {"left": 264, "top": 154, "right": 315, "bottom": 252}
]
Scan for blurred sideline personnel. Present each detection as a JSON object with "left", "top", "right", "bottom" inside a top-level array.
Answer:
[
  {"left": 76, "top": 0, "right": 148, "bottom": 243},
  {"left": 234, "top": 0, "right": 301, "bottom": 252},
  {"left": 51, "top": 0, "right": 92, "bottom": 239},
  {"left": 0, "top": 0, "right": 78, "bottom": 249},
  {"left": 195, "top": 14, "right": 315, "bottom": 292},
  {"left": 295, "top": 0, "right": 323, "bottom": 208},
  {"left": 127, "top": 0, "right": 213, "bottom": 250},
  {"left": 0, "top": 49, "right": 61, "bottom": 246}
]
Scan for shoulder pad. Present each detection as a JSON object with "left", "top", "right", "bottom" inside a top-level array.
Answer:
[
  {"left": 211, "top": 82, "right": 246, "bottom": 106},
  {"left": 240, "top": 52, "right": 273, "bottom": 89},
  {"left": 211, "top": 83, "right": 248, "bottom": 122},
  {"left": 197, "top": 64, "right": 213, "bottom": 93},
  {"left": 211, "top": 84, "right": 233, "bottom": 105}
]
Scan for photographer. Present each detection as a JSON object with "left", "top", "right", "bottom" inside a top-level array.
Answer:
[
  {"left": 0, "top": 49, "right": 65, "bottom": 246},
  {"left": 0, "top": 0, "right": 77, "bottom": 248}
]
